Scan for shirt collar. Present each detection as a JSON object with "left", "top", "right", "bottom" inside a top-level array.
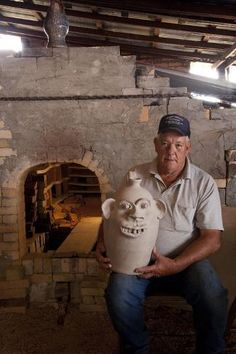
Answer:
[{"left": 149, "top": 157, "right": 192, "bottom": 180}]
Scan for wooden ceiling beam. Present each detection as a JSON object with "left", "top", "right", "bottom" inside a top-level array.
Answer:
[
  {"left": 0, "top": 13, "right": 41, "bottom": 28},
  {"left": 65, "top": 35, "right": 219, "bottom": 61},
  {"left": 212, "top": 42, "right": 236, "bottom": 69},
  {"left": 0, "top": 24, "right": 218, "bottom": 62},
  {"left": 69, "top": 26, "right": 228, "bottom": 51},
  {"left": 0, "top": 12, "right": 229, "bottom": 53},
  {"left": 68, "top": 0, "right": 236, "bottom": 21},
  {"left": 0, "top": 1, "right": 236, "bottom": 38}
]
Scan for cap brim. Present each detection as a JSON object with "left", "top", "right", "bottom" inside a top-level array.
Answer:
[{"left": 159, "top": 127, "right": 187, "bottom": 136}]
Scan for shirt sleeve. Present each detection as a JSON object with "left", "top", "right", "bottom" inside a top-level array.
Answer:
[{"left": 195, "top": 176, "right": 224, "bottom": 231}]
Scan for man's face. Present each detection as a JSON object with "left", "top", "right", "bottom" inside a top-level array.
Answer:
[{"left": 154, "top": 131, "right": 191, "bottom": 172}]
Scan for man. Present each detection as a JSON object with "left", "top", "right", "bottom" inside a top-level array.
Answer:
[{"left": 96, "top": 114, "right": 228, "bottom": 354}]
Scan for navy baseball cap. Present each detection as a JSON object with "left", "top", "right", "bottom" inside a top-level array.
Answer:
[{"left": 158, "top": 114, "right": 191, "bottom": 137}]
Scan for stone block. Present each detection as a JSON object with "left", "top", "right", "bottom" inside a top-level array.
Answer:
[
  {"left": 3, "top": 215, "right": 17, "bottom": 224},
  {"left": 122, "top": 88, "right": 144, "bottom": 95},
  {"left": 0, "top": 207, "right": 17, "bottom": 215},
  {"left": 0, "top": 148, "right": 16, "bottom": 157},
  {"left": 61, "top": 259, "right": 71, "bottom": 273},
  {"left": 2, "top": 188, "right": 17, "bottom": 198},
  {"left": 226, "top": 150, "right": 236, "bottom": 162},
  {"left": 70, "top": 280, "right": 82, "bottom": 303},
  {"left": 22, "top": 258, "right": 33, "bottom": 275},
  {"left": 100, "top": 183, "right": 113, "bottom": 194},
  {"left": 21, "top": 47, "right": 53, "bottom": 57},
  {"left": 81, "top": 279, "right": 106, "bottom": 289},
  {"left": 68, "top": 46, "right": 121, "bottom": 60},
  {"left": 82, "top": 295, "right": 95, "bottom": 305},
  {"left": 218, "top": 189, "right": 226, "bottom": 205},
  {"left": 137, "top": 76, "right": 170, "bottom": 89},
  {"left": 3, "top": 233, "right": 18, "bottom": 242},
  {"left": 30, "top": 274, "right": 53, "bottom": 283},
  {"left": 98, "top": 175, "right": 109, "bottom": 184},
  {"left": 43, "top": 257, "right": 52, "bottom": 274},
  {"left": 87, "top": 159, "right": 99, "bottom": 172},
  {"left": 76, "top": 258, "right": 86, "bottom": 273},
  {"left": 81, "top": 151, "right": 93, "bottom": 167},
  {"left": 214, "top": 179, "right": 226, "bottom": 188},
  {"left": 34, "top": 257, "right": 43, "bottom": 273},
  {"left": 4, "top": 250, "right": 19, "bottom": 261},
  {"left": 138, "top": 106, "right": 149, "bottom": 122},
  {"left": 53, "top": 273, "right": 75, "bottom": 282},
  {"left": 0, "top": 287, "right": 27, "bottom": 300},
  {"left": 87, "top": 258, "right": 99, "bottom": 275},
  {"left": 152, "top": 87, "right": 188, "bottom": 95},
  {"left": 226, "top": 178, "right": 236, "bottom": 206},
  {"left": 2, "top": 198, "right": 18, "bottom": 207},
  {"left": 0, "top": 57, "right": 37, "bottom": 77},
  {"left": 52, "top": 258, "right": 62, "bottom": 274},
  {"left": 30, "top": 283, "right": 49, "bottom": 302},
  {"left": 5, "top": 265, "right": 24, "bottom": 280},
  {"left": 228, "top": 162, "right": 236, "bottom": 178},
  {"left": 0, "top": 130, "right": 12, "bottom": 139},
  {"left": 0, "top": 279, "right": 29, "bottom": 289},
  {"left": 0, "top": 241, "right": 18, "bottom": 251},
  {"left": 95, "top": 296, "right": 106, "bottom": 305},
  {"left": 0, "top": 140, "right": 10, "bottom": 148}
]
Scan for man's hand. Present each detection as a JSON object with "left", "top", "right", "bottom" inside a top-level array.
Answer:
[
  {"left": 135, "top": 250, "right": 181, "bottom": 279},
  {"left": 95, "top": 240, "right": 112, "bottom": 272}
]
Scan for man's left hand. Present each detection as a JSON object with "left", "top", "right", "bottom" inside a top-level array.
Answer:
[{"left": 135, "top": 250, "right": 181, "bottom": 279}]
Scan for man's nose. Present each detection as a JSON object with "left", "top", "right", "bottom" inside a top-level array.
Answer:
[{"left": 167, "top": 144, "right": 176, "bottom": 153}]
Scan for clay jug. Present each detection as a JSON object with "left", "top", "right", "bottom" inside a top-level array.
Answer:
[
  {"left": 102, "top": 176, "right": 166, "bottom": 275},
  {"left": 43, "top": 0, "right": 69, "bottom": 48}
]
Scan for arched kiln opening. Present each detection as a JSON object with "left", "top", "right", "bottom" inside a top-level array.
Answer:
[{"left": 24, "top": 162, "right": 102, "bottom": 254}]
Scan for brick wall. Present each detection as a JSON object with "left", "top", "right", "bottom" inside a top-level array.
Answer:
[{"left": 0, "top": 46, "right": 236, "bottom": 308}]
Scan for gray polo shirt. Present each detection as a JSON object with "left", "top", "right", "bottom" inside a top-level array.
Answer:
[{"left": 127, "top": 158, "right": 223, "bottom": 257}]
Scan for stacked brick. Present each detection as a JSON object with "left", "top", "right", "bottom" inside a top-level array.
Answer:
[
  {"left": 22, "top": 253, "right": 107, "bottom": 311},
  {"left": 0, "top": 187, "right": 19, "bottom": 260},
  {"left": 226, "top": 150, "right": 236, "bottom": 206}
]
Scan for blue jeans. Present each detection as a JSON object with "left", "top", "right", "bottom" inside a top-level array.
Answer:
[{"left": 105, "top": 260, "right": 228, "bottom": 354}]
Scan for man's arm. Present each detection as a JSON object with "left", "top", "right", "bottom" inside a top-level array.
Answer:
[
  {"left": 135, "top": 229, "right": 221, "bottom": 278},
  {"left": 95, "top": 220, "right": 112, "bottom": 271}
]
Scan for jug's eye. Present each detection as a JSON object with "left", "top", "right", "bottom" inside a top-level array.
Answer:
[
  {"left": 118, "top": 200, "right": 132, "bottom": 210},
  {"left": 136, "top": 199, "right": 150, "bottom": 209}
]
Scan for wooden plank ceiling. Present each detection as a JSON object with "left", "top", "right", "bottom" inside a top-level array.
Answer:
[{"left": 0, "top": 0, "right": 236, "bottom": 69}]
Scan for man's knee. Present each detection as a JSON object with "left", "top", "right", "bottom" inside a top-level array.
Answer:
[{"left": 182, "top": 260, "right": 228, "bottom": 308}]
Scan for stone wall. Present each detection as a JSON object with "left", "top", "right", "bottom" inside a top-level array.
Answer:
[{"left": 0, "top": 46, "right": 236, "bottom": 308}]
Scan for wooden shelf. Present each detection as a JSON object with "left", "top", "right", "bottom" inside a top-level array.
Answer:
[
  {"left": 68, "top": 182, "right": 99, "bottom": 187},
  {"left": 67, "top": 190, "right": 101, "bottom": 194}
]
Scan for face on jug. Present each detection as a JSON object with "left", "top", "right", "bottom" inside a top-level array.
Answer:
[
  {"left": 102, "top": 177, "right": 166, "bottom": 275},
  {"left": 116, "top": 197, "right": 152, "bottom": 238}
]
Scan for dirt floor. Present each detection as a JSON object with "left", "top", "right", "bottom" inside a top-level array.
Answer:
[
  {"left": 0, "top": 305, "right": 119, "bottom": 354},
  {"left": 1, "top": 304, "right": 235, "bottom": 354}
]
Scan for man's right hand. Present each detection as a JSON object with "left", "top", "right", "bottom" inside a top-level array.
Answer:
[{"left": 95, "top": 240, "right": 112, "bottom": 272}]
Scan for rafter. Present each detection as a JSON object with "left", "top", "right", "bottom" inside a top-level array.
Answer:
[
  {"left": 0, "top": 1, "right": 236, "bottom": 38},
  {"left": 68, "top": 0, "right": 236, "bottom": 21}
]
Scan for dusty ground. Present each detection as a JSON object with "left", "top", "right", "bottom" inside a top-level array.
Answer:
[
  {"left": 0, "top": 304, "right": 235, "bottom": 354},
  {"left": 0, "top": 305, "right": 119, "bottom": 354}
]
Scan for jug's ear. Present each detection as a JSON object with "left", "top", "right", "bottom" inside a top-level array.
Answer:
[
  {"left": 101, "top": 198, "right": 116, "bottom": 219},
  {"left": 155, "top": 199, "right": 166, "bottom": 219}
]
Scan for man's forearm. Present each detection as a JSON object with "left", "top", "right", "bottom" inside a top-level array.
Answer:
[{"left": 174, "top": 229, "right": 221, "bottom": 272}]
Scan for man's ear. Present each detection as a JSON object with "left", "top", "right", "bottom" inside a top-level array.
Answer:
[
  {"left": 154, "top": 137, "right": 158, "bottom": 153},
  {"left": 101, "top": 198, "right": 116, "bottom": 219},
  {"left": 187, "top": 140, "right": 192, "bottom": 155},
  {"left": 155, "top": 199, "right": 166, "bottom": 219}
]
